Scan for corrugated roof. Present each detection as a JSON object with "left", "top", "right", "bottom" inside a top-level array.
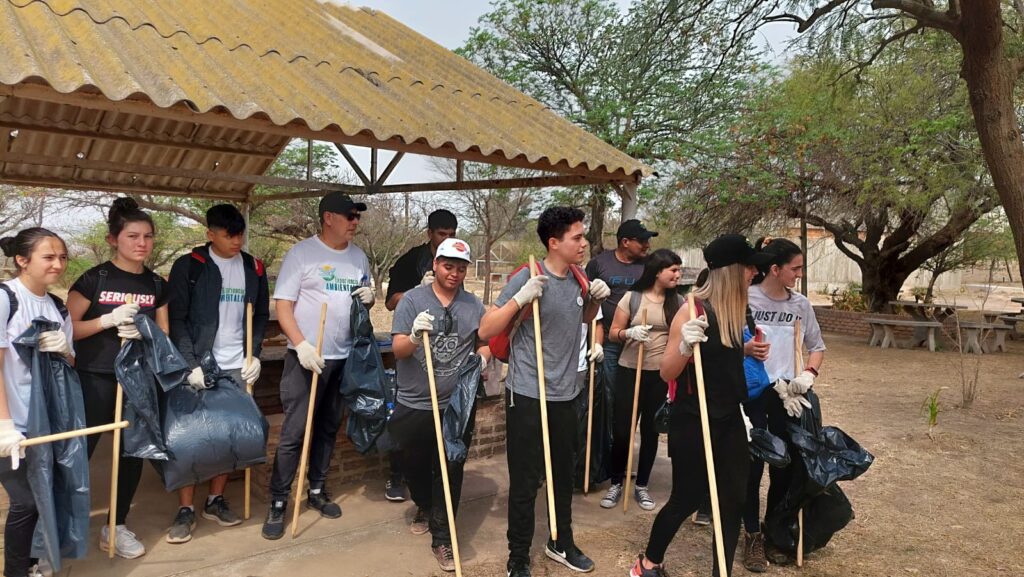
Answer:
[{"left": 0, "top": 0, "right": 650, "bottom": 182}]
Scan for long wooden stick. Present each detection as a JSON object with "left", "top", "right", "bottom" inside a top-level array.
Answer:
[
  {"left": 583, "top": 318, "right": 597, "bottom": 495},
  {"left": 795, "top": 318, "right": 804, "bottom": 568},
  {"left": 291, "top": 302, "right": 328, "bottom": 538},
  {"left": 528, "top": 255, "right": 558, "bottom": 541},
  {"left": 688, "top": 294, "right": 727, "bottom": 576},
  {"left": 109, "top": 294, "right": 132, "bottom": 558},
  {"left": 623, "top": 308, "right": 648, "bottom": 513},
  {"left": 244, "top": 303, "right": 254, "bottom": 521},
  {"left": 423, "top": 333, "right": 464, "bottom": 577},
  {"left": 21, "top": 421, "right": 129, "bottom": 448}
]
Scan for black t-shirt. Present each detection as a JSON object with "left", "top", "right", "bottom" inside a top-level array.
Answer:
[
  {"left": 70, "top": 261, "right": 167, "bottom": 374},
  {"left": 386, "top": 243, "right": 434, "bottom": 303},
  {"left": 677, "top": 300, "right": 747, "bottom": 419}
]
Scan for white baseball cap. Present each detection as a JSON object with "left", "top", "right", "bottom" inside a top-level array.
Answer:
[{"left": 435, "top": 238, "right": 472, "bottom": 263}]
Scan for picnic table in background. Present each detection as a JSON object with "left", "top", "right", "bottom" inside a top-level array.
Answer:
[{"left": 889, "top": 300, "right": 966, "bottom": 348}]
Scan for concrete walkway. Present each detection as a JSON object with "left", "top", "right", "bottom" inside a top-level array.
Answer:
[{"left": 59, "top": 435, "right": 674, "bottom": 577}]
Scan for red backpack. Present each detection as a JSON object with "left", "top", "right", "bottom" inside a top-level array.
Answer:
[{"left": 488, "top": 262, "right": 590, "bottom": 362}]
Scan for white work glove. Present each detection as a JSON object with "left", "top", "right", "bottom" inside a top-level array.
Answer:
[
  {"left": 420, "top": 271, "right": 435, "bottom": 287},
  {"left": 295, "top": 340, "right": 325, "bottom": 375},
  {"left": 187, "top": 366, "right": 209, "bottom": 390},
  {"left": 37, "top": 330, "right": 72, "bottom": 357},
  {"left": 512, "top": 275, "right": 548, "bottom": 308},
  {"left": 740, "top": 404, "right": 753, "bottom": 443},
  {"left": 679, "top": 315, "right": 710, "bottom": 356},
  {"left": 352, "top": 286, "right": 375, "bottom": 306},
  {"left": 116, "top": 322, "right": 142, "bottom": 340},
  {"left": 0, "top": 420, "right": 25, "bottom": 466},
  {"left": 241, "top": 357, "right": 262, "bottom": 384},
  {"left": 788, "top": 370, "right": 815, "bottom": 396},
  {"left": 773, "top": 380, "right": 812, "bottom": 418},
  {"left": 100, "top": 302, "right": 140, "bottom": 329},
  {"left": 624, "top": 324, "right": 653, "bottom": 343},
  {"left": 587, "top": 341, "right": 604, "bottom": 363},
  {"left": 588, "top": 279, "right": 611, "bottom": 302},
  {"left": 407, "top": 311, "right": 435, "bottom": 345}
]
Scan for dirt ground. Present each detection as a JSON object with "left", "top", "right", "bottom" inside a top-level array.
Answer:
[{"left": 464, "top": 333, "right": 1024, "bottom": 577}]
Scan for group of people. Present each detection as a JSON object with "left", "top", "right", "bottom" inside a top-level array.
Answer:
[{"left": 0, "top": 191, "right": 825, "bottom": 577}]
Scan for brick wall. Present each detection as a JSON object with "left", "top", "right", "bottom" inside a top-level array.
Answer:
[{"left": 252, "top": 395, "right": 506, "bottom": 501}]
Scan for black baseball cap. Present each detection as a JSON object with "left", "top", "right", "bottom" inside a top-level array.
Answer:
[
  {"left": 318, "top": 192, "right": 367, "bottom": 219},
  {"left": 703, "top": 234, "right": 773, "bottom": 270},
  {"left": 616, "top": 219, "right": 658, "bottom": 242}
]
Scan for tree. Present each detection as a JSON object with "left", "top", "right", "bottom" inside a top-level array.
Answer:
[
  {"left": 355, "top": 194, "right": 423, "bottom": 298},
  {"left": 669, "top": 42, "right": 999, "bottom": 310},
  {"left": 757, "top": 0, "right": 1024, "bottom": 293},
  {"left": 0, "top": 185, "right": 50, "bottom": 237},
  {"left": 459, "top": 0, "right": 763, "bottom": 254},
  {"left": 920, "top": 212, "right": 1017, "bottom": 299},
  {"left": 71, "top": 213, "right": 206, "bottom": 273}
]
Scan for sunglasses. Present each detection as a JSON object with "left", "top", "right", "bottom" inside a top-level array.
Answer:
[{"left": 344, "top": 212, "right": 362, "bottom": 221}]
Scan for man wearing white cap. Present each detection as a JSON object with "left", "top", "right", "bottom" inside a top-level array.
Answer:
[{"left": 388, "top": 238, "right": 490, "bottom": 572}]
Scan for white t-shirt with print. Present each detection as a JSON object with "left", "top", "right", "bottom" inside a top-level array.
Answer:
[
  {"left": 210, "top": 251, "right": 246, "bottom": 370},
  {"left": 577, "top": 308, "right": 603, "bottom": 373},
  {"left": 0, "top": 278, "right": 76, "bottom": 432},
  {"left": 273, "top": 236, "right": 371, "bottom": 360}
]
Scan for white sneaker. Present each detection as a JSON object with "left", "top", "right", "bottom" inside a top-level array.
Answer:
[
  {"left": 99, "top": 524, "right": 146, "bottom": 559},
  {"left": 600, "top": 483, "right": 623, "bottom": 509}
]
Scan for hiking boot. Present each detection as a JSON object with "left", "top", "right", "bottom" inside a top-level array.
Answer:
[
  {"left": 545, "top": 539, "right": 595, "bottom": 572},
  {"left": 629, "top": 553, "right": 670, "bottom": 577},
  {"left": 634, "top": 485, "right": 656, "bottom": 511},
  {"left": 600, "top": 483, "right": 623, "bottom": 509},
  {"left": 166, "top": 507, "right": 196, "bottom": 544},
  {"left": 202, "top": 496, "right": 242, "bottom": 527},
  {"left": 744, "top": 530, "right": 769, "bottom": 572},
  {"left": 307, "top": 489, "right": 342, "bottom": 518},
  {"left": 262, "top": 500, "right": 287, "bottom": 540},
  {"left": 692, "top": 511, "right": 711, "bottom": 526},
  {"left": 100, "top": 524, "right": 146, "bottom": 559},
  {"left": 432, "top": 543, "right": 456, "bottom": 572},
  {"left": 506, "top": 559, "right": 531, "bottom": 577},
  {"left": 410, "top": 506, "right": 430, "bottom": 535},
  {"left": 385, "top": 477, "right": 407, "bottom": 502}
]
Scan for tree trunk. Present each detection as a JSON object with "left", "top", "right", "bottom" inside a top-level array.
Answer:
[
  {"left": 960, "top": 2, "right": 1024, "bottom": 289},
  {"left": 859, "top": 257, "right": 914, "bottom": 312},
  {"left": 586, "top": 185, "right": 608, "bottom": 257},
  {"left": 925, "top": 271, "right": 940, "bottom": 302}
]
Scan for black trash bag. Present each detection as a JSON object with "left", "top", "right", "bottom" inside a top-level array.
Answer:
[
  {"left": 574, "top": 361, "right": 613, "bottom": 490},
  {"left": 654, "top": 400, "right": 671, "bottom": 435},
  {"left": 765, "top": 484, "right": 854, "bottom": 555},
  {"left": 341, "top": 299, "right": 388, "bottom": 454},
  {"left": 749, "top": 427, "right": 790, "bottom": 468},
  {"left": 13, "top": 320, "right": 90, "bottom": 571},
  {"left": 372, "top": 369, "right": 400, "bottom": 454},
  {"left": 788, "top": 421, "right": 874, "bottom": 493},
  {"left": 114, "top": 315, "right": 190, "bottom": 460},
  {"left": 442, "top": 353, "right": 482, "bottom": 463},
  {"left": 156, "top": 354, "right": 269, "bottom": 491}
]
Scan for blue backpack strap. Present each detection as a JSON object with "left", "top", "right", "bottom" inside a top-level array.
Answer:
[
  {"left": 0, "top": 283, "right": 17, "bottom": 324},
  {"left": 47, "top": 292, "right": 69, "bottom": 320}
]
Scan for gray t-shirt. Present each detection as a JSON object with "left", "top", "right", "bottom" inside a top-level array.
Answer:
[
  {"left": 585, "top": 250, "right": 644, "bottom": 332},
  {"left": 496, "top": 262, "right": 585, "bottom": 401},
  {"left": 392, "top": 285, "right": 485, "bottom": 410},
  {"left": 748, "top": 284, "right": 826, "bottom": 383}
]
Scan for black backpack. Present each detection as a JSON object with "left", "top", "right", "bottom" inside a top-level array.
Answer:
[{"left": 0, "top": 283, "right": 69, "bottom": 323}]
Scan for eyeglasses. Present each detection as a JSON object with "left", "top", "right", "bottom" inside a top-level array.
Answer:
[{"left": 344, "top": 212, "right": 362, "bottom": 221}]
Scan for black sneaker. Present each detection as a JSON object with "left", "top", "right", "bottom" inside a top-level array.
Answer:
[
  {"left": 166, "top": 507, "right": 196, "bottom": 544},
  {"left": 385, "top": 477, "right": 406, "bottom": 502},
  {"left": 307, "top": 489, "right": 342, "bottom": 518},
  {"left": 692, "top": 511, "right": 711, "bottom": 526},
  {"left": 506, "top": 559, "right": 531, "bottom": 577},
  {"left": 629, "top": 553, "right": 670, "bottom": 576},
  {"left": 544, "top": 539, "right": 595, "bottom": 572},
  {"left": 432, "top": 543, "right": 456, "bottom": 572},
  {"left": 261, "top": 500, "right": 286, "bottom": 540},
  {"left": 202, "top": 495, "right": 242, "bottom": 527}
]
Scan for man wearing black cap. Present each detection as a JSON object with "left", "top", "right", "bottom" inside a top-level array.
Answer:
[
  {"left": 386, "top": 209, "right": 459, "bottom": 311},
  {"left": 584, "top": 220, "right": 657, "bottom": 492},
  {"left": 261, "top": 192, "right": 375, "bottom": 540}
]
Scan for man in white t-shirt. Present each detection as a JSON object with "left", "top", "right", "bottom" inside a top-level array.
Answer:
[
  {"left": 262, "top": 192, "right": 375, "bottom": 540},
  {"left": 167, "top": 204, "right": 270, "bottom": 544}
]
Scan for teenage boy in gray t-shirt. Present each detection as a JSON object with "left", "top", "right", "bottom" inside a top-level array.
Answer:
[
  {"left": 388, "top": 238, "right": 489, "bottom": 573},
  {"left": 480, "top": 207, "right": 610, "bottom": 577}
]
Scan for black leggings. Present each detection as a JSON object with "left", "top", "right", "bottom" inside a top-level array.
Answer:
[
  {"left": 743, "top": 389, "right": 796, "bottom": 534},
  {"left": 644, "top": 408, "right": 748, "bottom": 577},
  {"left": 80, "top": 370, "right": 144, "bottom": 525},
  {"left": 610, "top": 368, "right": 667, "bottom": 487},
  {"left": 0, "top": 457, "right": 39, "bottom": 577}
]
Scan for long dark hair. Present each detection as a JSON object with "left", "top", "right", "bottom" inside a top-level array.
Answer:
[
  {"left": 630, "top": 248, "right": 682, "bottom": 324},
  {"left": 108, "top": 197, "right": 155, "bottom": 238},
  {"left": 752, "top": 237, "right": 802, "bottom": 286},
  {"left": 0, "top": 227, "right": 67, "bottom": 274}
]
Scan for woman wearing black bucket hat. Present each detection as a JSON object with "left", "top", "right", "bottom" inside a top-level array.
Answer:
[{"left": 630, "top": 234, "right": 770, "bottom": 577}]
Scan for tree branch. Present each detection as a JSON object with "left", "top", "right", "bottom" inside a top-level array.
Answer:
[{"left": 870, "top": 0, "right": 958, "bottom": 33}]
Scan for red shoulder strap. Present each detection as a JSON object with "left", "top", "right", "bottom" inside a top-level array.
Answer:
[
  {"left": 190, "top": 250, "right": 207, "bottom": 264},
  {"left": 569, "top": 264, "right": 589, "bottom": 298}
]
